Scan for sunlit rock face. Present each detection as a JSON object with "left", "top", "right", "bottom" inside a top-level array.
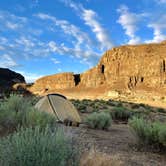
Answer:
[
  {"left": 30, "top": 73, "right": 76, "bottom": 92},
  {"left": 30, "top": 41, "right": 166, "bottom": 95}
]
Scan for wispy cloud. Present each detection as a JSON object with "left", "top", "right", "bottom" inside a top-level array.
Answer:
[
  {"left": 48, "top": 41, "right": 99, "bottom": 66},
  {"left": 0, "top": 54, "right": 19, "bottom": 68},
  {"left": 35, "top": 13, "right": 93, "bottom": 50},
  {"left": 117, "top": 5, "right": 145, "bottom": 45},
  {"left": 0, "top": 11, "right": 27, "bottom": 31},
  {"left": 50, "top": 57, "right": 61, "bottom": 64},
  {"left": 155, "top": 0, "right": 166, "bottom": 4},
  {"left": 35, "top": 13, "right": 100, "bottom": 66},
  {"left": 15, "top": 70, "right": 43, "bottom": 83},
  {"left": 62, "top": 0, "right": 113, "bottom": 50},
  {"left": 145, "top": 15, "right": 166, "bottom": 43}
]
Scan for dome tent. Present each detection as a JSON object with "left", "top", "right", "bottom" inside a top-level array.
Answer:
[{"left": 35, "top": 94, "right": 81, "bottom": 125}]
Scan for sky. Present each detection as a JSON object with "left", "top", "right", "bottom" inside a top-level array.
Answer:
[{"left": 0, "top": 0, "right": 166, "bottom": 82}]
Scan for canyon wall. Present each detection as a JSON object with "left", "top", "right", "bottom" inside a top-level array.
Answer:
[{"left": 30, "top": 41, "right": 166, "bottom": 95}]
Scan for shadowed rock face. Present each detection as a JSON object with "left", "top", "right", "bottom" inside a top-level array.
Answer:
[
  {"left": 0, "top": 68, "right": 25, "bottom": 93},
  {"left": 30, "top": 41, "right": 166, "bottom": 96}
]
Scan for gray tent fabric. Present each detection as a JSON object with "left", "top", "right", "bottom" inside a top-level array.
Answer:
[{"left": 35, "top": 94, "right": 81, "bottom": 123}]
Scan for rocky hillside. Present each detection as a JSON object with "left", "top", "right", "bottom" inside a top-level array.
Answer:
[
  {"left": 30, "top": 41, "right": 166, "bottom": 105},
  {"left": 0, "top": 68, "right": 25, "bottom": 93}
]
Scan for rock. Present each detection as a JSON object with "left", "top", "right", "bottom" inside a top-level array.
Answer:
[
  {"left": 30, "top": 72, "right": 76, "bottom": 94},
  {"left": 0, "top": 68, "right": 25, "bottom": 93},
  {"left": 30, "top": 41, "right": 166, "bottom": 101}
]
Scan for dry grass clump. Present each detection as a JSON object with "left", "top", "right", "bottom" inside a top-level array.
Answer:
[{"left": 80, "top": 149, "right": 123, "bottom": 166}]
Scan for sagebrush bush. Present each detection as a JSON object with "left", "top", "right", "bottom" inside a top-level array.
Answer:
[
  {"left": 25, "top": 109, "right": 56, "bottom": 128},
  {"left": 129, "top": 117, "right": 166, "bottom": 148},
  {"left": 111, "top": 107, "right": 132, "bottom": 121},
  {"left": 0, "top": 126, "right": 80, "bottom": 166},
  {"left": 0, "top": 95, "right": 56, "bottom": 129},
  {"left": 85, "top": 112, "right": 112, "bottom": 130}
]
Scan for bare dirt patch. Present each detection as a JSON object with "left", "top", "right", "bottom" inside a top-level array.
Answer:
[{"left": 63, "top": 124, "right": 166, "bottom": 166}]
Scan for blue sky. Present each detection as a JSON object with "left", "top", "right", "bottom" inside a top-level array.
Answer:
[{"left": 0, "top": 0, "right": 166, "bottom": 82}]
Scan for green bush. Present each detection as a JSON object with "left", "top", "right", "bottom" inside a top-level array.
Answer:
[
  {"left": 111, "top": 107, "right": 132, "bottom": 121},
  {"left": 0, "top": 95, "right": 56, "bottom": 129},
  {"left": 25, "top": 109, "right": 56, "bottom": 128},
  {"left": 85, "top": 112, "right": 112, "bottom": 130},
  {"left": 129, "top": 117, "right": 166, "bottom": 148},
  {"left": 0, "top": 126, "right": 80, "bottom": 166}
]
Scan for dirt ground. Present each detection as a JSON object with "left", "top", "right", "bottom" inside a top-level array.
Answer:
[{"left": 63, "top": 123, "right": 166, "bottom": 166}]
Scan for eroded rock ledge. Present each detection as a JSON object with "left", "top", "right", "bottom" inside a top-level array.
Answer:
[{"left": 30, "top": 41, "right": 166, "bottom": 98}]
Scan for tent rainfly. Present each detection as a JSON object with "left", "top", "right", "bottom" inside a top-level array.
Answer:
[{"left": 35, "top": 94, "right": 81, "bottom": 125}]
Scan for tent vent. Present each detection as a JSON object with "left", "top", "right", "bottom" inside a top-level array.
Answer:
[{"left": 74, "top": 74, "right": 80, "bottom": 86}]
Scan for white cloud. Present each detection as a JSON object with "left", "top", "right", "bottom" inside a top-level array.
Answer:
[
  {"left": 145, "top": 16, "right": 166, "bottom": 43},
  {"left": 51, "top": 58, "right": 61, "bottom": 64},
  {"left": 48, "top": 41, "right": 99, "bottom": 66},
  {"left": 16, "top": 70, "right": 43, "bottom": 83},
  {"left": 0, "top": 54, "right": 19, "bottom": 68},
  {"left": 117, "top": 5, "right": 143, "bottom": 45},
  {"left": 0, "top": 11, "right": 27, "bottom": 31},
  {"left": 0, "top": 46, "right": 4, "bottom": 50},
  {"left": 35, "top": 13, "right": 92, "bottom": 50},
  {"left": 82, "top": 9, "right": 113, "bottom": 50},
  {"left": 156, "top": 0, "right": 166, "bottom": 4},
  {"left": 62, "top": 0, "right": 113, "bottom": 50},
  {"left": 36, "top": 13, "right": 100, "bottom": 65}
]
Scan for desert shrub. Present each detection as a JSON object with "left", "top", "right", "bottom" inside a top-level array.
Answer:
[
  {"left": 117, "top": 102, "right": 123, "bottom": 107},
  {"left": 129, "top": 117, "right": 166, "bottom": 148},
  {"left": 0, "top": 126, "right": 80, "bottom": 166},
  {"left": 106, "top": 100, "right": 117, "bottom": 106},
  {"left": 111, "top": 107, "right": 132, "bottom": 121},
  {"left": 0, "top": 95, "right": 56, "bottom": 129},
  {"left": 85, "top": 112, "right": 112, "bottom": 130},
  {"left": 131, "top": 103, "right": 141, "bottom": 109},
  {"left": 157, "top": 108, "right": 166, "bottom": 113},
  {"left": 25, "top": 109, "right": 56, "bottom": 128},
  {"left": 0, "top": 95, "right": 31, "bottom": 128}
]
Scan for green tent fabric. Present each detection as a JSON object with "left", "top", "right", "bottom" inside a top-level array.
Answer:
[{"left": 35, "top": 94, "right": 81, "bottom": 123}]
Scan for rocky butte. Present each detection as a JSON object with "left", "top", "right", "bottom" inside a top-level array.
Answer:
[
  {"left": 29, "top": 41, "right": 166, "bottom": 107},
  {"left": 0, "top": 68, "right": 25, "bottom": 94}
]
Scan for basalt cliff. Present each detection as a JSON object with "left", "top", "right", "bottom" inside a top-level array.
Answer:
[
  {"left": 0, "top": 68, "right": 25, "bottom": 94},
  {"left": 29, "top": 41, "right": 166, "bottom": 106}
]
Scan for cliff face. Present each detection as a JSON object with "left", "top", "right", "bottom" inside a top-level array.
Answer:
[
  {"left": 30, "top": 41, "right": 166, "bottom": 96},
  {"left": 0, "top": 68, "right": 25, "bottom": 93},
  {"left": 30, "top": 73, "right": 76, "bottom": 92}
]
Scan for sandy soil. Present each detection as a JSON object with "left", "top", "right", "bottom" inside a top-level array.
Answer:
[{"left": 63, "top": 123, "right": 166, "bottom": 166}]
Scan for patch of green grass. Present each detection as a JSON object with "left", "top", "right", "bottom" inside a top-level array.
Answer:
[
  {"left": 0, "top": 126, "right": 80, "bottom": 166},
  {"left": 85, "top": 112, "right": 112, "bottom": 130}
]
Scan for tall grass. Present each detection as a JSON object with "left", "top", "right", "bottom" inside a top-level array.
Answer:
[{"left": 0, "top": 126, "right": 80, "bottom": 166}]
